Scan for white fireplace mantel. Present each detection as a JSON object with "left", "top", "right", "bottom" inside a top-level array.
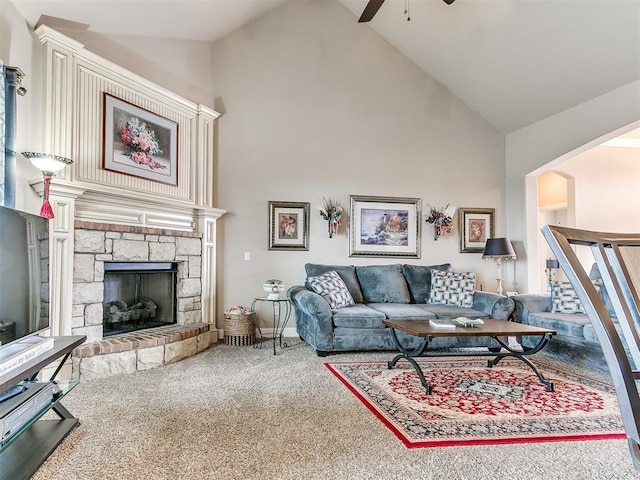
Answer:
[{"left": 32, "top": 26, "right": 227, "bottom": 343}]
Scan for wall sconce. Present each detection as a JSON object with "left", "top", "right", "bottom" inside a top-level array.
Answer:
[
  {"left": 546, "top": 258, "right": 560, "bottom": 285},
  {"left": 22, "top": 152, "right": 74, "bottom": 219},
  {"left": 425, "top": 204, "right": 456, "bottom": 241},
  {"left": 482, "top": 237, "right": 517, "bottom": 295}
]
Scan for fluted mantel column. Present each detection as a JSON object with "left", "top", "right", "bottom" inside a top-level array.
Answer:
[
  {"left": 196, "top": 208, "right": 226, "bottom": 341},
  {"left": 30, "top": 178, "right": 87, "bottom": 336}
]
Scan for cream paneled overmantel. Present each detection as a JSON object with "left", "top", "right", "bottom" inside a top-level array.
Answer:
[{"left": 32, "top": 25, "right": 226, "bottom": 341}]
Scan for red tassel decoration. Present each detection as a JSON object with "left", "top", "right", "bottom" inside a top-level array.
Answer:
[{"left": 40, "top": 176, "right": 55, "bottom": 219}]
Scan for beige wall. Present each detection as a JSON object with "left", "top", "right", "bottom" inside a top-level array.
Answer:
[{"left": 210, "top": 0, "right": 505, "bottom": 323}]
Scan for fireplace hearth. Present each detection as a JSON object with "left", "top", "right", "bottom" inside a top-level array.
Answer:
[{"left": 103, "top": 262, "right": 177, "bottom": 336}]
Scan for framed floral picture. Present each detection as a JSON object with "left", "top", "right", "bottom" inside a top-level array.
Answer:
[
  {"left": 349, "top": 195, "right": 422, "bottom": 258},
  {"left": 102, "top": 93, "right": 178, "bottom": 186},
  {"left": 458, "top": 207, "right": 495, "bottom": 253},
  {"left": 268, "top": 201, "right": 310, "bottom": 251}
]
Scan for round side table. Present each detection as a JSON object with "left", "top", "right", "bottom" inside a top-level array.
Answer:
[{"left": 250, "top": 297, "right": 292, "bottom": 355}]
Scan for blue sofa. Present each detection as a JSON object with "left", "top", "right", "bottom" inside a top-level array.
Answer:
[{"left": 288, "top": 263, "right": 515, "bottom": 356}]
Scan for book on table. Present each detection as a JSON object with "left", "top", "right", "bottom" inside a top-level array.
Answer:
[{"left": 428, "top": 319, "right": 456, "bottom": 330}]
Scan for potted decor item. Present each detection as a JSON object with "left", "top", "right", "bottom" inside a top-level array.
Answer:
[{"left": 263, "top": 279, "right": 286, "bottom": 300}]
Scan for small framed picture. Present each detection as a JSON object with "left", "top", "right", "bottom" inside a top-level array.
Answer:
[
  {"left": 349, "top": 195, "right": 422, "bottom": 258},
  {"left": 268, "top": 201, "right": 310, "bottom": 251},
  {"left": 102, "top": 93, "right": 179, "bottom": 186},
  {"left": 458, "top": 207, "right": 495, "bottom": 253}
]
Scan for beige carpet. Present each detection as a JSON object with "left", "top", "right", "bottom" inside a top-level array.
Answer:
[{"left": 32, "top": 340, "right": 638, "bottom": 480}]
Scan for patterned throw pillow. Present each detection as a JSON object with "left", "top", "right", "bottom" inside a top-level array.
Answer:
[
  {"left": 551, "top": 281, "right": 601, "bottom": 314},
  {"left": 307, "top": 271, "right": 355, "bottom": 309},
  {"left": 428, "top": 270, "right": 476, "bottom": 308}
]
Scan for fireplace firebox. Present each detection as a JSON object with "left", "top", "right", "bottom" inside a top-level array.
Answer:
[{"left": 103, "top": 262, "right": 178, "bottom": 336}]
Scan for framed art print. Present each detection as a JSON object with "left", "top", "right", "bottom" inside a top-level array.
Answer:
[
  {"left": 349, "top": 195, "right": 421, "bottom": 258},
  {"left": 459, "top": 207, "right": 495, "bottom": 253},
  {"left": 103, "top": 93, "right": 178, "bottom": 186},
  {"left": 268, "top": 201, "right": 310, "bottom": 251}
]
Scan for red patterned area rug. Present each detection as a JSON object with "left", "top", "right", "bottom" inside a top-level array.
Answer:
[{"left": 325, "top": 357, "right": 626, "bottom": 448}]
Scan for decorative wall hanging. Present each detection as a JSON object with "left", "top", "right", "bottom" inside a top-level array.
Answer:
[
  {"left": 268, "top": 201, "right": 310, "bottom": 251},
  {"left": 102, "top": 93, "right": 178, "bottom": 186},
  {"left": 458, "top": 207, "right": 495, "bottom": 253},
  {"left": 425, "top": 204, "right": 456, "bottom": 241},
  {"left": 349, "top": 195, "right": 421, "bottom": 258},
  {"left": 317, "top": 197, "right": 344, "bottom": 238}
]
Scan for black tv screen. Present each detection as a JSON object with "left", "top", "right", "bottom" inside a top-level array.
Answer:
[{"left": 0, "top": 204, "right": 50, "bottom": 348}]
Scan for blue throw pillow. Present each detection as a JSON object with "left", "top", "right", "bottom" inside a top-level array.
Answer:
[
  {"left": 402, "top": 263, "right": 451, "bottom": 304},
  {"left": 356, "top": 264, "right": 411, "bottom": 304}
]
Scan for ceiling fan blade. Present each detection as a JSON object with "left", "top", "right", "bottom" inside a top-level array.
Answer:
[
  {"left": 358, "top": 0, "right": 385, "bottom": 23},
  {"left": 443, "top": 0, "right": 456, "bottom": 4}
]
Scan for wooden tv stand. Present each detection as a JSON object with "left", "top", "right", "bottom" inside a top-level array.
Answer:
[{"left": 0, "top": 335, "right": 86, "bottom": 480}]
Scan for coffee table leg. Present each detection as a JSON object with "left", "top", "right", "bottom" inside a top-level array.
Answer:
[
  {"left": 487, "top": 333, "right": 555, "bottom": 392},
  {"left": 387, "top": 328, "right": 433, "bottom": 395}
]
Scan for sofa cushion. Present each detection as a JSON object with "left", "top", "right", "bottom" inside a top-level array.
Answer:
[
  {"left": 550, "top": 281, "right": 601, "bottom": 314},
  {"left": 416, "top": 304, "right": 490, "bottom": 320},
  {"left": 332, "top": 304, "right": 387, "bottom": 329},
  {"left": 356, "top": 264, "right": 411, "bottom": 304},
  {"left": 367, "top": 303, "right": 436, "bottom": 320},
  {"left": 401, "top": 263, "right": 451, "bottom": 304},
  {"left": 307, "top": 270, "right": 355, "bottom": 309},
  {"left": 305, "top": 263, "right": 363, "bottom": 304},
  {"left": 525, "top": 311, "right": 590, "bottom": 339},
  {"left": 428, "top": 271, "right": 475, "bottom": 308}
]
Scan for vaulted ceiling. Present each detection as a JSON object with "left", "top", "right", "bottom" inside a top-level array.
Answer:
[{"left": 9, "top": 0, "right": 640, "bottom": 134}]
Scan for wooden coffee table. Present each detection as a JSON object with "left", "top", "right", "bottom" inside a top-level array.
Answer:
[{"left": 383, "top": 318, "right": 556, "bottom": 395}]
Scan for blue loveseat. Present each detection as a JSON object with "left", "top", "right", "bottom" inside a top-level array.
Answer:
[
  {"left": 511, "top": 265, "right": 623, "bottom": 368},
  {"left": 288, "top": 263, "right": 515, "bottom": 356}
]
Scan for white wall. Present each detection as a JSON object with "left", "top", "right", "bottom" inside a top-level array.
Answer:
[
  {"left": 210, "top": 0, "right": 505, "bottom": 325},
  {"left": 1, "top": 0, "right": 45, "bottom": 213},
  {"left": 506, "top": 81, "right": 640, "bottom": 292},
  {"left": 555, "top": 146, "right": 640, "bottom": 232}
]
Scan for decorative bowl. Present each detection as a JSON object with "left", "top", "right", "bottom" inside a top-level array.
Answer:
[{"left": 263, "top": 279, "right": 285, "bottom": 300}]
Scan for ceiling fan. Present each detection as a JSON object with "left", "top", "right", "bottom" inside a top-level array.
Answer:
[{"left": 358, "top": 0, "right": 456, "bottom": 23}]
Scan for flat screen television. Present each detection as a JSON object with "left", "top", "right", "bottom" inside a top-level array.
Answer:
[{"left": 0, "top": 204, "right": 50, "bottom": 351}]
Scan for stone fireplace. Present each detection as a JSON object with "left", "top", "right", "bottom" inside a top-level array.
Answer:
[
  {"left": 68, "top": 221, "right": 219, "bottom": 379},
  {"left": 72, "top": 222, "right": 204, "bottom": 342}
]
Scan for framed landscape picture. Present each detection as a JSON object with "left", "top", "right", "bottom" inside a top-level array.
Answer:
[
  {"left": 103, "top": 93, "right": 178, "bottom": 186},
  {"left": 349, "top": 195, "right": 421, "bottom": 258},
  {"left": 268, "top": 201, "right": 310, "bottom": 251},
  {"left": 459, "top": 207, "right": 495, "bottom": 253}
]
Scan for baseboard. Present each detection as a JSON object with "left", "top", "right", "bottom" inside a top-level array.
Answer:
[{"left": 216, "top": 326, "right": 297, "bottom": 340}]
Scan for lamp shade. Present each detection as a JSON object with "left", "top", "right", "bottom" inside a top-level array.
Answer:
[
  {"left": 482, "top": 238, "right": 516, "bottom": 259},
  {"left": 546, "top": 259, "right": 560, "bottom": 269},
  {"left": 21, "top": 152, "right": 73, "bottom": 176}
]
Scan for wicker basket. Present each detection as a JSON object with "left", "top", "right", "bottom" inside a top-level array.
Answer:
[{"left": 224, "top": 311, "right": 256, "bottom": 346}]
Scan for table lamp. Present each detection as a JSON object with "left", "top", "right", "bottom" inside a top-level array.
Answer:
[
  {"left": 482, "top": 237, "right": 516, "bottom": 295},
  {"left": 22, "top": 152, "right": 74, "bottom": 219},
  {"left": 546, "top": 258, "right": 560, "bottom": 286}
]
